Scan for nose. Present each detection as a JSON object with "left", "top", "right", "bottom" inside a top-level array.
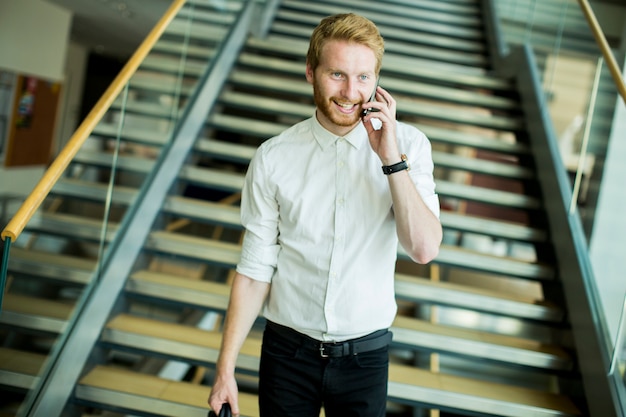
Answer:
[{"left": 341, "top": 78, "right": 359, "bottom": 100}]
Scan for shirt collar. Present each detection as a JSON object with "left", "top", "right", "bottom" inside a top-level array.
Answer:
[{"left": 311, "top": 112, "right": 366, "bottom": 151}]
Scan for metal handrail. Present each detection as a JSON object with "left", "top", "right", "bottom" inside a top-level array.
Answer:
[{"left": 577, "top": 0, "right": 626, "bottom": 105}]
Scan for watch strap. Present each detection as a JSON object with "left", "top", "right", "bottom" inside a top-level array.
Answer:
[{"left": 382, "top": 154, "right": 409, "bottom": 175}]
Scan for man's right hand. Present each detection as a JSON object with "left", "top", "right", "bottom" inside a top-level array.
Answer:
[
  {"left": 208, "top": 273, "right": 270, "bottom": 417},
  {"left": 208, "top": 373, "right": 239, "bottom": 416}
]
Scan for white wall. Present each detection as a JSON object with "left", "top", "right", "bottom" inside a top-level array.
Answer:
[
  {"left": 55, "top": 42, "right": 89, "bottom": 153},
  {"left": 0, "top": 11, "right": 87, "bottom": 226},
  {"left": 0, "top": 165, "right": 45, "bottom": 195},
  {"left": 0, "top": 0, "right": 71, "bottom": 81}
]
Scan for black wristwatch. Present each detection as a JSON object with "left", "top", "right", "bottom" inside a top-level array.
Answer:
[{"left": 382, "top": 154, "right": 409, "bottom": 175}]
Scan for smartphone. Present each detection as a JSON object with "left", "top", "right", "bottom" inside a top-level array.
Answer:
[
  {"left": 361, "top": 78, "right": 381, "bottom": 117},
  {"left": 208, "top": 403, "right": 231, "bottom": 417}
]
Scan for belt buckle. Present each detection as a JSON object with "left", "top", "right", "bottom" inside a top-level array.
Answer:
[{"left": 319, "top": 343, "right": 329, "bottom": 358}]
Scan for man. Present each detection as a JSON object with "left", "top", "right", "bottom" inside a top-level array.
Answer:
[{"left": 208, "top": 13, "right": 442, "bottom": 417}]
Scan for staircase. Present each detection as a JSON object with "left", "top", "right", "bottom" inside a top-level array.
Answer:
[{"left": 0, "top": 0, "right": 606, "bottom": 415}]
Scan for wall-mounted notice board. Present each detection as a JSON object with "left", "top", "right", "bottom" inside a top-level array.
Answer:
[{"left": 5, "top": 74, "right": 61, "bottom": 167}]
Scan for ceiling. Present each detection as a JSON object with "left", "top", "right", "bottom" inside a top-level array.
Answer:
[{"left": 47, "top": 0, "right": 171, "bottom": 57}]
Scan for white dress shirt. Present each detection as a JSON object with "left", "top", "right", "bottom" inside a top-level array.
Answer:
[{"left": 236, "top": 115, "right": 439, "bottom": 342}]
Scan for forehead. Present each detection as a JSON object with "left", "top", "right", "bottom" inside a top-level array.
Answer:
[{"left": 318, "top": 40, "right": 376, "bottom": 73}]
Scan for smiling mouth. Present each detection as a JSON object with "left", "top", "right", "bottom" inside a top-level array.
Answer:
[{"left": 335, "top": 101, "right": 358, "bottom": 112}]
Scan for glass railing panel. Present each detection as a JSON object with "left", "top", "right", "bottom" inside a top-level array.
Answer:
[
  {"left": 610, "top": 293, "right": 626, "bottom": 416},
  {"left": 495, "top": 0, "right": 620, "bottom": 239},
  {"left": 0, "top": 1, "right": 250, "bottom": 415}
]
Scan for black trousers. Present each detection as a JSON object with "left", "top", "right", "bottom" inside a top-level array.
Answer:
[{"left": 258, "top": 322, "right": 390, "bottom": 417}]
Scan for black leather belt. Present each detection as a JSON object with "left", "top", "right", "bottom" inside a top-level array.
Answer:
[{"left": 266, "top": 321, "right": 392, "bottom": 358}]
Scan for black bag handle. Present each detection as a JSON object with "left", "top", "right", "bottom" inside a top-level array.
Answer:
[{"left": 208, "top": 403, "right": 231, "bottom": 417}]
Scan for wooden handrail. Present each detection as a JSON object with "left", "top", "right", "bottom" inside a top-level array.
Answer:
[
  {"left": 0, "top": 0, "right": 187, "bottom": 242},
  {"left": 577, "top": 0, "right": 626, "bottom": 105}
]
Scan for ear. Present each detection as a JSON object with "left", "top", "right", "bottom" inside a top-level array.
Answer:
[{"left": 305, "top": 63, "right": 314, "bottom": 84}]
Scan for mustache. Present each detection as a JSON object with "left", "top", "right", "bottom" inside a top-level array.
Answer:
[{"left": 330, "top": 97, "right": 363, "bottom": 106}]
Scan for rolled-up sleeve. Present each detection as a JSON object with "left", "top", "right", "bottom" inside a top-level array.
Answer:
[
  {"left": 236, "top": 147, "right": 280, "bottom": 283},
  {"left": 407, "top": 127, "right": 440, "bottom": 219}
]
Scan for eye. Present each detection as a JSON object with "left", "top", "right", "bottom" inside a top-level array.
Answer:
[
  {"left": 359, "top": 74, "right": 369, "bottom": 81},
  {"left": 332, "top": 72, "right": 343, "bottom": 79}
]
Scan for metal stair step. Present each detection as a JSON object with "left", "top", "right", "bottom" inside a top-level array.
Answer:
[
  {"left": 126, "top": 270, "right": 231, "bottom": 311},
  {"left": 139, "top": 54, "right": 208, "bottom": 77},
  {"left": 175, "top": 3, "right": 239, "bottom": 27},
  {"left": 25, "top": 212, "right": 119, "bottom": 243},
  {"left": 102, "top": 314, "right": 261, "bottom": 373},
  {"left": 439, "top": 211, "right": 546, "bottom": 242},
  {"left": 387, "top": 363, "right": 581, "bottom": 417},
  {"left": 193, "top": 138, "right": 256, "bottom": 163},
  {"left": 8, "top": 247, "right": 95, "bottom": 285},
  {"left": 128, "top": 71, "right": 197, "bottom": 96},
  {"left": 1, "top": 294, "right": 73, "bottom": 334},
  {"left": 153, "top": 39, "right": 214, "bottom": 60},
  {"left": 73, "top": 149, "right": 155, "bottom": 174},
  {"left": 76, "top": 365, "right": 259, "bottom": 417},
  {"left": 51, "top": 179, "right": 241, "bottom": 227},
  {"left": 436, "top": 179, "right": 542, "bottom": 210},
  {"left": 394, "top": 274, "right": 562, "bottom": 322},
  {"left": 391, "top": 315, "right": 572, "bottom": 370},
  {"left": 52, "top": 178, "right": 138, "bottom": 205},
  {"left": 281, "top": 0, "right": 482, "bottom": 27},
  {"left": 424, "top": 245, "right": 554, "bottom": 281},
  {"left": 0, "top": 348, "right": 46, "bottom": 391},
  {"left": 92, "top": 121, "right": 170, "bottom": 144},
  {"left": 162, "top": 196, "right": 242, "bottom": 227},
  {"left": 367, "top": 0, "right": 480, "bottom": 16},
  {"left": 421, "top": 124, "right": 529, "bottom": 155},
  {"left": 163, "top": 19, "right": 229, "bottom": 44},
  {"left": 178, "top": 165, "right": 245, "bottom": 192},
  {"left": 280, "top": 0, "right": 484, "bottom": 41},
  {"left": 144, "top": 231, "right": 241, "bottom": 267}
]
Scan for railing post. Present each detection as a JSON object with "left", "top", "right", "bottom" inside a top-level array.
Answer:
[
  {"left": 0, "top": 236, "right": 10, "bottom": 312},
  {"left": 569, "top": 57, "right": 603, "bottom": 215}
]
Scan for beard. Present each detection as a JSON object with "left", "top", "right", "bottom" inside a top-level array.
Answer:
[{"left": 312, "top": 82, "right": 362, "bottom": 128}]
